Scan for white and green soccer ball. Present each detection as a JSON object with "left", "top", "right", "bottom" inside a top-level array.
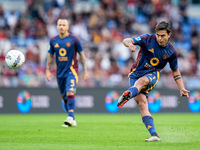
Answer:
[{"left": 5, "top": 50, "right": 25, "bottom": 69}]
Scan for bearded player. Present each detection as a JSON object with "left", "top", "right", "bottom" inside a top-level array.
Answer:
[{"left": 46, "top": 18, "right": 89, "bottom": 127}]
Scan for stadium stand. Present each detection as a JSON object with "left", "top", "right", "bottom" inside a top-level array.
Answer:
[{"left": 0, "top": 0, "right": 199, "bottom": 90}]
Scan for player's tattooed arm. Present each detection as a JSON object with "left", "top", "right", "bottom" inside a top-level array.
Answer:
[
  {"left": 46, "top": 53, "right": 54, "bottom": 81},
  {"left": 172, "top": 69, "right": 184, "bottom": 87},
  {"left": 79, "top": 51, "right": 89, "bottom": 81},
  {"left": 123, "top": 38, "right": 137, "bottom": 52},
  {"left": 172, "top": 69, "right": 190, "bottom": 97},
  {"left": 174, "top": 74, "right": 182, "bottom": 81},
  {"left": 123, "top": 38, "right": 134, "bottom": 46},
  {"left": 46, "top": 53, "right": 54, "bottom": 71}
]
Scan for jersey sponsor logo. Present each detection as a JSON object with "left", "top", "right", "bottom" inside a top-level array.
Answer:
[
  {"left": 134, "top": 37, "right": 141, "bottom": 41},
  {"left": 144, "top": 63, "right": 155, "bottom": 69},
  {"left": 59, "top": 48, "right": 68, "bottom": 61},
  {"left": 162, "top": 54, "right": 168, "bottom": 59},
  {"left": 150, "top": 57, "right": 159, "bottom": 66},
  {"left": 66, "top": 42, "right": 71, "bottom": 47},
  {"left": 54, "top": 43, "right": 59, "bottom": 48},
  {"left": 59, "top": 57, "right": 68, "bottom": 61},
  {"left": 59, "top": 48, "right": 66, "bottom": 56},
  {"left": 148, "top": 48, "right": 154, "bottom": 53},
  {"left": 144, "top": 57, "right": 159, "bottom": 69}
]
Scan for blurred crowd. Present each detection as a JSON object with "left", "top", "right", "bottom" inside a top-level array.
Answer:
[{"left": 0, "top": 0, "right": 200, "bottom": 90}]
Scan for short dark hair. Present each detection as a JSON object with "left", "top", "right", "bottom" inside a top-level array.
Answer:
[
  {"left": 56, "top": 18, "right": 70, "bottom": 25},
  {"left": 155, "top": 21, "right": 171, "bottom": 34}
]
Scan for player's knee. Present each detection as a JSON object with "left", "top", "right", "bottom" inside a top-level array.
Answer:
[
  {"left": 67, "top": 92, "right": 74, "bottom": 96},
  {"left": 67, "top": 93, "right": 75, "bottom": 100},
  {"left": 139, "top": 77, "right": 149, "bottom": 86}
]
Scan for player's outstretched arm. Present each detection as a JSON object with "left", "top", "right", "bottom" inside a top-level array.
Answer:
[
  {"left": 79, "top": 51, "right": 89, "bottom": 81},
  {"left": 123, "top": 38, "right": 137, "bottom": 52},
  {"left": 171, "top": 69, "right": 190, "bottom": 98},
  {"left": 46, "top": 53, "right": 54, "bottom": 81}
]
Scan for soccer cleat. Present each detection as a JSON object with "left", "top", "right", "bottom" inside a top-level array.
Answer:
[
  {"left": 62, "top": 124, "right": 69, "bottom": 127},
  {"left": 145, "top": 136, "right": 161, "bottom": 142},
  {"left": 64, "top": 116, "right": 77, "bottom": 127},
  {"left": 117, "top": 91, "right": 132, "bottom": 108}
]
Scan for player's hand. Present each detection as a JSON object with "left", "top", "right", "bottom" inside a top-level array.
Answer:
[
  {"left": 180, "top": 89, "right": 190, "bottom": 98},
  {"left": 129, "top": 45, "right": 137, "bottom": 52},
  {"left": 82, "top": 72, "right": 89, "bottom": 81},
  {"left": 46, "top": 70, "right": 52, "bottom": 81}
]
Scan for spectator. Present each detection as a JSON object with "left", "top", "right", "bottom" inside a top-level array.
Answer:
[{"left": 0, "top": 0, "right": 199, "bottom": 89}]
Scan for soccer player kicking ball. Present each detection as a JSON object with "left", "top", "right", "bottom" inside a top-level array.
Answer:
[
  {"left": 117, "top": 21, "right": 190, "bottom": 142},
  {"left": 46, "top": 18, "right": 89, "bottom": 127}
]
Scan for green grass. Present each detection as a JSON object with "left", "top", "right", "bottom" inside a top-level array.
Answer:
[{"left": 0, "top": 113, "right": 200, "bottom": 150}]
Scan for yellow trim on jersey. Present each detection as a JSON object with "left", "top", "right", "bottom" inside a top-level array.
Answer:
[
  {"left": 128, "top": 68, "right": 136, "bottom": 77},
  {"left": 70, "top": 60, "right": 79, "bottom": 83},
  {"left": 128, "top": 51, "right": 141, "bottom": 77}
]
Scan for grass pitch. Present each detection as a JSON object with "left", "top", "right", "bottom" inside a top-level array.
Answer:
[{"left": 0, "top": 113, "right": 200, "bottom": 150}]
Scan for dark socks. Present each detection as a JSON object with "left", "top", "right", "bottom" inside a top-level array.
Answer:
[
  {"left": 64, "top": 99, "right": 68, "bottom": 112},
  {"left": 127, "top": 87, "right": 138, "bottom": 98},
  {"left": 142, "top": 116, "right": 157, "bottom": 136},
  {"left": 67, "top": 95, "right": 75, "bottom": 120},
  {"left": 151, "top": 132, "right": 158, "bottom": 136}
]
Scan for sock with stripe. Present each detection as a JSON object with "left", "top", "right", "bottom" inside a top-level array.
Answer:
[
  {"left": 127, "top": 87, "right": 138, "bottom": 98},
  {"left": 142, "top": 116, "right": 157, "bottom": 136},
  {"left": 67, "top": 95, "right": 75, "bottom": 120}
]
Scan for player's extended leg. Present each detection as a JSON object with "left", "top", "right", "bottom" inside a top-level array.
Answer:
[
  {"left": 135, "top": 94, "right": 161, "bottom": 142},
  {"left": 117, "top": 76, "right": 148, "bottom": 107}
]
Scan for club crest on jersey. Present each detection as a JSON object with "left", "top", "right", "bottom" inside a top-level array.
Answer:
[
  {"left": 66, "top": 42, "right": 71, "bottom": 47},
  {"left": 150, "top": 57, "right": 159, "bottom": 66},
  {"left": 162, "top": 54, "right": 168, "bottom": 59},
  {"left": 134, "top": 37, "right": 141, "bottom": 41}
]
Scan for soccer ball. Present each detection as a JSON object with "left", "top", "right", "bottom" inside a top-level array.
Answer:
[{"left": 5, "top": 50, "right": 25, "bottom": 69}]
